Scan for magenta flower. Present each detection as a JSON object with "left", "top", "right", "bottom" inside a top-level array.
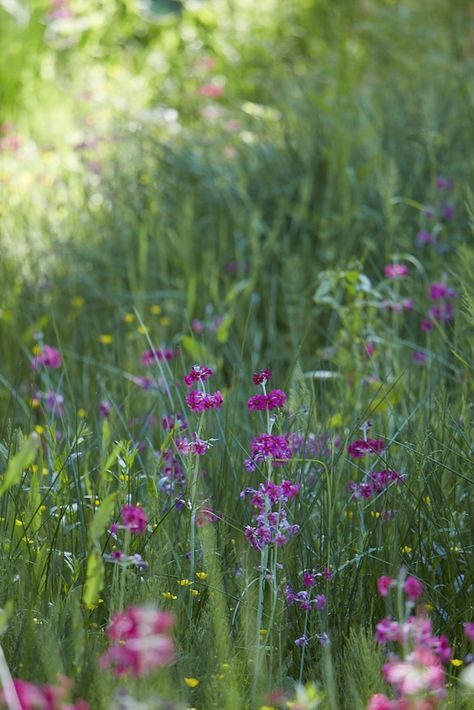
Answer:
[
  {"left": 252, "top": 369, "right": 272, "bottom": 385},
  {"left": 176, "top": 433, "right": 210, "bottom": 456},
  {"left": 140, "top": 348, "right": 175, "bottom": 366},
  {"left": 183, "top": 364, "right": 213, "bottom": 387},
  {"left": 247, "top": 389, "right": 287, "bottom": 412},
  {"left": 32, "top": 345, "right": 62, "bottom": 370},
  {"left": 99, "top": 400, "right": 110, "bottom": 417},
  {"left": 294, "top": 636, "right": 308, "bottom": 647},
  {"left": 384, "top": 264, "right": 409, "bottom": 279},
  {"left": 383, "top": 647, "right": 444, "bottom": 696},
  {"left": 413, "top": 351, "right": 428, "bottom": 364},
  {"left": 99, "top": 606, "right": 175, "bottom": 677},
  {"left": 441, "top": 203, "right": 455, "bottom": 220},
  {"left": 0, "top": 678, "right": 89, "bottom": 710},
  {"left": 429, "top": 283, "right": 458, "bottom": 301},
  {"left": 302, "top": 571, "right": 316, "bottom": 587},
  {"left": 420, "top": 319, "right": 434, "bottom": 332},
  {"left": 403, "top": 576, "right": 423, "bottom": 600},
  {"left": 428, "top": 302, "right": 454, "bottom": 322},
  {"left": 121, "top": 505, "right": 148, "bottom": 534},
  {"left": 366, "top": 693, "right": 393, "bottom": 710},
  {"left": 347, "top": 438, "right": 385, "bottom": 459},
  {"left": 250, "top": 433, "right": 292, "bottom": 466},
  {"left": 162, "top": 413, "right": 187, "bottom": 431},
  {"left": 377, "top": 576, "right": 395, "bottom": 598},
  {"left": 463, "top": 622, "right": 474, "bottom": 641},
  {"left": 186, "top": 389, "right": 223, "bottom": 412}
]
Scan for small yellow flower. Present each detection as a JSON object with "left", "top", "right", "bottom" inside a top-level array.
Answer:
[
  {"left": 221, "top": 663, "right": 230, "bottom": 670},
  {"left": 451, "top": 659, "right": 463, "bottom": 667},
  {"left": 94, "top": 500, "right": 101, "bottom": 507},
  {"left": 15, "top": 519, "right": 24, "bottom": 527},
  {"left": 196, "top": 571, "right": 208, "bottom": 580},
  {"left": 123, "top": 313, "right": 135, "bottom": 323},
  {"left": 184, "top": 678, "right": 200, "bottom": 688},
  {"left": 98, "top": 334, "right": 113, "bottom": 344},
  {"left": 178, "top": 579, "right": 193, "bottom": 587},
  {"left": 137, "top": 325, "right": 148, "bottom": 335},
  {"left": 119, "top": 474, "right": 129, "bottom": 482},
  {"left": 191, "top": 589, "right": 200, "bottom": 597},
  {"left": 371, "top": 511, "right": 381, "bottom": 518},
  {"left": 149, "top": 305, "right": 161, "bottom": 315},
  {"left": 71, "top": 296, "right": 85, "bottom": 308},
  {"left": 30, "top": 398, "right": 40, "bottom": 408},
  {"left": 161, "top": 592, "right": 177, "bottom": 600},
  {"left": 401, "top": 546, "right": 412, "bottom": 554},
  {"left": 259, "top": 628, "right": 268, "bottom": 636},
  {"left": 32, "top": 344, "right": 41, "bottom": 356},
  {"left": 39, "top": 505, "right": 47, "bottom": 512},
  {"left": 31, "top": 464, "right": 38, "bottom": 474},
  {"left": 160, "top": 316, "right": 170, "bottom": 326},
  {"left": 42, "top": 468, "right": 49, "bottom": 476},
  {"left": 21, "top": 537, "right": 34, "bottom": 544},
  {"left": 329, "top": 413, "right": 342, "bottom": 428},
  {"left": 422, "top": 496, "right": 431, "bottom": 505},
  {"left": 345, "top": 511, "right": 353, "bottom": 518},
  {"left": 449, "top": 546, "right": 460, "bottom": 553},
  {"left": 34, "top": 425, "right": 44, "bottom": 435},
  {"left": 77, "top": 408, "right": 87, "bottom": 418},
  {"left": 425, "top": 603, "right": 434, "bottom": 612}
]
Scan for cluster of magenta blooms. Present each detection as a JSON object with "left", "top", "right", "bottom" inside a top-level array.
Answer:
[{"left": 366, "top": 573, "right": 474, "bottom": 710}]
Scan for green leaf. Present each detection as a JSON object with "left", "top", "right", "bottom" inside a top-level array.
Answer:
[
  {"left": 0, "top": 433, "right": 40, "bottom": 497},
  {"left": 83, "top": 550, "right": 104, "bottom": 609},
  {"left": 88, "top": 493, "right": 117, "bottom": 545}
]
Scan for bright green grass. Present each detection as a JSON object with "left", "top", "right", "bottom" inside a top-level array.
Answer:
[{"left": 0, "top": 1, "right": 473, "bottom": 708}]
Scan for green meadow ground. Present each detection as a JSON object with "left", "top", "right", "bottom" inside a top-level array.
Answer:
[{"left": 0, "top": 1, "right": 473, "bottom": 708}]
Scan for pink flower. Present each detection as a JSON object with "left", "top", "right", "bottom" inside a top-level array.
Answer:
[
  {"left": 429, "top": 283, "right": 457, "bottom": 301},
  {"left": 0, "top": 678, "right": 88, "bottom": 710},
  {"left": 384, "top": 264, "right": 409, "bottom": 279},
  {"left": 32, "top": 345, "right": 62, "bottom": 370},
  {"left": 121, "top": 505, "right": 148, "bottom": 534},
  {"left": 377, "top": 575, "right": 395, "bottom": 597},
  {"left": 183, "top": 364, "right": 213, "bottom": 387},
  {"left": 250, "top": 433, "right": 292, "bottom": 466},
  {"left": 416, "top": 230, "right": 436, "bottom": 245},
  {"left": 348, "top": 438, "right": 385, "bottom": 458},
  {"left": 186, "top": 389, "right": 224, "bottom": 412},
  {"left": 420, "top": 319, "right": 433, "bottom": 332},
  {"left": 252, "top": 369, "right": 272, "bottom": 385},
  {"left": 197, "top": 83, "right": 224, "bottom": 98},
  {"left": 140, "top": 348, "right": 175, "bottom": 366},
  {"left": 99, "top": 400, "right": 110, "bottom": 417},
  {"left": 404, "top": 576, "right": 423, "bottom": 600},
  {"left": 383, "top": 647, "right": 444, "bottom": 696},
  {"left": 247, "top": 389, "right": 287, "bottom": 411},
  {"left": 376, "top": 617, "right": 402, "bottom": 644},
  {"left": 303, "top": 572, "right": 316, "bottom": 587},
  {"left": 464, "top": 622, "right": 474, "bottom": 641},
  {"left": 191, "top": 319, "right": 204, "bottom": 333},
  {"left": 99, "top": 606, "right": 175, "bottom": 677},
  {"left": 366, "top": 694, "right": 393, "bottom": 710}
]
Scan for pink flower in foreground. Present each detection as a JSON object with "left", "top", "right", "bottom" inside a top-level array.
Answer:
[
  {"left": 197, "top": 83, "right": 224, "bottom": 98},
  {"left": 366, "top": 694, "right": 393, "bottom": 710},
  {"left": 383, "top": 647, "right": 444, "bottom": 696},
  {"left": 32, "top": 345, "right": 62, "bottom": 370},
  {"left": 464, "top": 622, "right": 474, "bottom": 641},
  {"left": 121, "top": 505, "right": 148, "bottom": 534},
  {"left": 384, "top": 264, "right": 409, "bottom": 279},
  {"left": 250, "top": 433, "right": 292, "bottom": 467},
  {"left": 404, "top": 576, "right": 423, "bottom": 600},
  {"left": 0, "top": 678, "right": 88, "bottom": 710},
  {"left": 185, "top": 389, "right": 223, "bottom": 412},
  {"left": 99, "top": 606, "right": 175, "bottom": 677},
  {"left": 377, "top": 575, "right": 395, "bottom": 597}
]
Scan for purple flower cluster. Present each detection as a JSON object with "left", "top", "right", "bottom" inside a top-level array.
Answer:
[
  {"left": 247, "top": 389, "right": 287, "bottom": 412},
  {"left": 245, "top": 433, "right": 292, "bottom": 469},
  {"left": 376, "top": 616, "right": 451, "bottom": 663},
  {"left": 285, "top": 584, "right": 327, "bottom": 612},
  {"left": 241, "top": 480, "right": 300, "bottom": 550},
  {"left": 32, "top": 344, "right": 62, "bottom": 370},
  {"left": 175, "top": 433, "right": 210, "bottom": 456},
  {"left": 347, "top": 438, "right": 385, "bottom": 459},
  {"left": 186, "top": 389, "right": 223, "bottom": 412},
  {"left": 183, "top": 365, "right": 213, "bottom": 387},
  {"left": 348, "top": 469, "right": 405, "bottom": 499},
  {"left": 162, "top": 412, "right": 187, "bottom": 431},
  {"left": 252, "top": 369, "right": 272, "bottom": 385},
  {"left": 425, "top": 281, "right": 458, "bottom": 324}
]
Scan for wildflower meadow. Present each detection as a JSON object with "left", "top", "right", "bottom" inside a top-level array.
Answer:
[{"left": 0, "top": 1, "right": 473, "bottom": 708}]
